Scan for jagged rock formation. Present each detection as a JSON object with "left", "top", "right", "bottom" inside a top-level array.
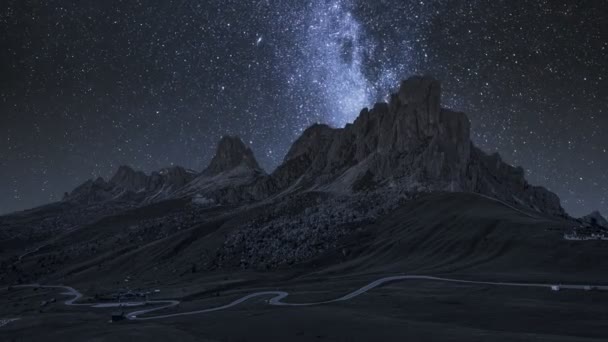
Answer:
[
  {"left": 262, "top": 75, "right": 564, "bottom": 216},
  {"left": 581, "top": 211, "right": 608, "bottom": 228},
  {"left": 111, "top": 165, "right": 195, "bottom": 192},
  {"left": 267, "top": 77, "right": 471, "bottom": 193},
  {"left": 62, "top": 75, "right": 565, "bottom": 216},
  {"left": 62, "top": 177, "right": 118, "bottom": 205},
  {"left": 174, "top": 136, "right": 267, "bottom": 203},
  {"left": 64, "top": 165, "right": 196, "bottom": 204},
  {"left": 201, "top": 136, "right": 262, "bottom": 177}
]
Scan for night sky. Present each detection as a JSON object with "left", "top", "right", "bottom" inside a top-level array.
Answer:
[{"left": 1, "top": 0, "right": 606, "bottom": 217}]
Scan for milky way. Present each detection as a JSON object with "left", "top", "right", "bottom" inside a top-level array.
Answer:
[
  {"left": 299, "top": 0, "right": 388, "bottom": 126},
  {"left": 276, "top": 0, "right": 408, "bottom": 130},
  {"left": 1, "top": 0, "right": 606, "bottom": 217},
  {"left": 282, "top": 0, "right": 410, "bottom": 128}
]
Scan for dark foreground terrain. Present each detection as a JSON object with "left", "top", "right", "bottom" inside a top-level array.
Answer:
[{"left": 2, "top": 193, "right": 607, "bottom": 341}]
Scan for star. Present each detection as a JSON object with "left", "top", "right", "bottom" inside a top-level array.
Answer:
[{"left": 0, "top": 0, "right": 606, "bottom": 218}]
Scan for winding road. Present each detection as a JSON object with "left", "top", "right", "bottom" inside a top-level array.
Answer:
[
  {"left": 10, "top": 275, "right": 607, "bottom": 321},
  {"left": 11, "top": 284, "right": 178, "bottom": 318}
]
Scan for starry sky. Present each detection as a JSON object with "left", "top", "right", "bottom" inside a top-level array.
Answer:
[{"left": 1, "top": 0, "right": 606, "bottom": 217}]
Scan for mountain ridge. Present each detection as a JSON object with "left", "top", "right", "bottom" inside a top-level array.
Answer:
[{"left": 60, "top": 75, "right": 565, "bottom": 217}]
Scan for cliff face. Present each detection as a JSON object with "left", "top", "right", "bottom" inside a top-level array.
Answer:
[
  {"left": 268, "top": 77, "right": 470, "bottom": 189},
  {"left": 263, "top": 76, "right": 564, "bottom": 216},
  {"left": 63, "top": 75, "right": 565, "bottom": 216}
]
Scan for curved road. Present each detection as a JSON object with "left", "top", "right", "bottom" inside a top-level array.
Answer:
[
  {"left": 12, "top": 284, "right": 179, "bottom": 317},
  {"left": 10, "top": 275, "right": 607, "bottom": 321}
]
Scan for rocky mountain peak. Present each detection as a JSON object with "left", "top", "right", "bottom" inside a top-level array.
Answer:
[
  {"left": 582, "top": 211, "right": 608, "bottom": 228},
  {"left": 266, "top": 75, "right": 564, "bottom": 216},
  {"left": 202, "top": 135, "right": 262, "bottom": 177},
  {"left": 109, "top": 165, "right": 149, "bottom": 191}
]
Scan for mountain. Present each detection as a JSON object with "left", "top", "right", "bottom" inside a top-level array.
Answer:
[
  {"left": 201, "top": 136, "right": 262, "bottom": 177},
  {"left": 60, "top": 76, "right": 564, "bottom": 216},
  {"left": 262, "top": 76, "right": 564, "bottom": 216},
  {"left": 62, "top": 177, "right": 118, "bottom": 205},
  {"left": 175, "top": 136, "right": 267, "bottom": 202},
  {"left": 581, "top": 211, "right": 608, "bottom": 228},
  {"left": 3, "top": 76, "right": 605, "bottom": 342},
  {"left": 64, "top": 165, "right": 197, "bottom": 205}
]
